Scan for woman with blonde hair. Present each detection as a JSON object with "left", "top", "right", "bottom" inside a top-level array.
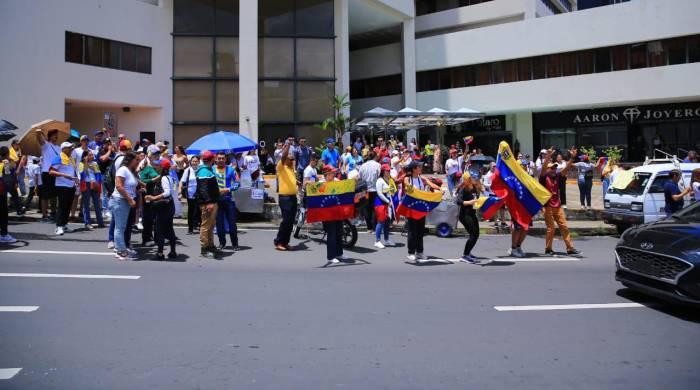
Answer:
[{"left": 455, "top": 172, "right": 481, "bottom": 263}]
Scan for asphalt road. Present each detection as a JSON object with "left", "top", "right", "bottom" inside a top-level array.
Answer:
[{"left": 1, "top": 221, "right": 698, "bottom": 389}]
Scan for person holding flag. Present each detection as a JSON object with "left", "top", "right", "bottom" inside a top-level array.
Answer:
[
  {"left": 597, "top": 156, "right": 613, "bottom": 195},
  {"left": 490, "top": 141, "right": 552, "bottom": 258},
  {"left": 373, "top": 164, "right": 397, "bottom": 249},
  {"left": 398, "top": 160, "right": 442, "bottom": 262},
  {"left": 454, "top": 171, "right": 482, "bottom": 263},
  {"left": 539, "top": 147, "right": 581, "bottom": 256}
]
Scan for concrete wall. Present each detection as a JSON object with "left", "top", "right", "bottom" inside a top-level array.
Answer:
[
  {"left": 350, "top": 94, "right": 403, "bottom": 117},
  {"left": 0, "top": 0, "right": 173, "bottom": 140},
  {"left": 416, "top": 0, "right": 700, "bottom": 71},
  {"left": 349, "top": 43, "right": 403, "bottom": 80},
  {"left": 66, "top": 105, "right": 164, "bottom": 142},
  {"left": 415, "top": 0, "right": 527, "bottom": 35}
]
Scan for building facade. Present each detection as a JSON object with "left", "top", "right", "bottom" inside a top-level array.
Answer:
[{"left": 1, "top": 0, "right": 698, "bottom": 160}]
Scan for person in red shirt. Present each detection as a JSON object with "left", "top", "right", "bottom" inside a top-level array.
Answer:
[{"left": 539, "top": 147, "right": 580, "bottom": 256}]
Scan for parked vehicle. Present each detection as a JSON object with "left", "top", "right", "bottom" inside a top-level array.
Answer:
[
  {"left": 602, "top": 160, "right": 699, "bottom": 234},
  {"left": 614, "top": 201, "right": 700, "bottom": 306}
]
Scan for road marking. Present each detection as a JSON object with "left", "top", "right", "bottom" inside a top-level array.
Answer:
[
  {"left": 0, "top": 368, "right": 22, "bottom": 380},
  {"left": 0, "top": 306, "right": 39, "bottom": 312},
  {"left": 2, "top": 250, "right": 113, "bottom": 256},
  {"left": 446, "top": 257, "right": 580, "bottom": 263},
  {"left": 0, "top": 273, "right": 140, "bottom": 280},
  {"left": 494, "top": 303, "right": 644, "bottom": 311}
]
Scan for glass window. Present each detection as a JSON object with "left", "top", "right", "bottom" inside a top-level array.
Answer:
[
  {"left": 594, "top": 48, "right": 611, "bottom": 72},
  {"left": 174, "top": 81, "right": 213, "bottom": 121},
  {"left": 629, "top": 43, "right": 647, "bottom": 69},
  {"left": 648, "top": 175, "right": 670, "bottom": 194},
  {"left": 174, "top": 37, "right": 213, "bottom": 77},
  {"left": 135, "top": 46, "right": 151, "bottom": 74},
  {"left": 121, "top": 44, "right": 138, "bottom": 72},
  {"left": 65, "top": 32, "right": 83, "bottom": 63},
  {"left": 452, "top": 67, "right": 465, "bottom": 88},
  {"left": 476, "top": 64, "right": 490, "bottom": 85},
  {"left": 532, "top": 56, "right": 546, "bottom": 79},
  {"left": 578, "top": 50, "right": 594, "bottom": 74},
  {"left": 464, "top": 66, "right": 476, "bottom": 87},
  {"left": 85, "top": 36, "right": 104, "bottom": 67},
  {"left": 216, "top": 81, "right": 239, "bottom": 121},
  {"left": 174, "top": 125, "right": 213, "bottom": 149},
  {"left": 518, "top": 58, "right": 531, "bottom": 81},
  {"left": 259, "top": 38, "right": 294, "bottom": 77},
  {"left": 215, "top": 37, "right": 239, "bottom": 76},
  {"left": 438, "top": 69, "right": 452, "bottom": 88},
  {"left": 503, "top": 60, "right": 518, "bottom": 83},
  {"left": 215, "top": 0, "right": 239, "bottom": 35},
  {"left": 174, "top": 0, "right": 215, "bottom": 34},
  {"left": 420, "top": 71, "right": 439, "bottom": 91},
  {"left": 297, "top": 81, "right": 334, "bottom": 122},
  {"left": 259, "top": 0, "right": 294, "bottom": 36},
  {"left": 491, "top": 62, "right": 504, "bottom": 84},
  {"left": 296, "top": 38, "right": 334, "bottom": 78},
  {"left": 297, "top": 125, "right": 332, "bottom": 149},
  {"left": 647, "top": 41, "right": 666, "bottom": 67},
  {"left": 562, "top": 52, "right": 577, "bottom": 76},
  {"left": 665, "top": 37, "right": 687, "bottom": 65},
  {"left": 259, "top": 81, "right": 294, "bottom": 121},
  {"left": 259, "top": 125, "right": 294, "bottom": 150},
  {"left": 687, "top": 35, "right": 700, "bottom": 63},
  {"left": 108, "top": 42, "right": 121, "bottom": 69},
  {"left": 611, "top": 46, "right": 628, "bottom": 70},
  {"left": 546, "top": 54, "right": 561, "bottom": 78},
  {"left": 296, "top": 0, "right": 334, "bottom": 36}
]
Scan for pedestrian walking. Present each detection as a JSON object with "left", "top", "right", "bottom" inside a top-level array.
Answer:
[
  {"left": 455, "top": 173, "right": 480, "bottom": 263},
  {"left": 195, "top": 151, "right": 221, "bottom": 258},
  {"left": 373, "top": 164, "right": 396, "bottom": 249},
  {"left": 574, "top": 155, "right": 594, "bottom": 210},
  {"left": 36, "top": 129, "right": 61, "bottom": 221},
  {"left": 403, "top": 161, "right": 442, "bottom": 262},
  {"left": 539, "top": 147, "right": 580, "bottom": 256},
  {"left": 49, "top": 142, "right": 79, "bottom": 236},
  {"left": 274, "top": 142, "right": 297, "bottom": 251},
  {"left": 0, "top": 146, "right": 18, "bottom": 244},
  {"left": 214, "top": 151, "right": 240, "bottom": 250},
  {"left": 178, "top": 155, "right": 200, "bottom": 234},
  {"left": 663, "top": 169, "right": 691, "bottom": 217},
  {"left": 110, "top": 152, "right": 139, "bottom": 260},
  {"left": 359, "top": 151, "right": 381, "bottom": 231},
  {"left": 319, "top": 165, "right": 347, "bottom": 264},
  {"left": 78, "top": 151, "right": 104, "bottom": 230},
  {"left": 23, "top": 157, "right": 40, "bottom": 211},
  {"left": 146, "top": 159, "right": 177, "bottom": 260}
]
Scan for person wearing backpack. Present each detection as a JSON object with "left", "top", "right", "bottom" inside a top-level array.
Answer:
[
  {"left": 146, "top": 159, "right": 177, "bottom": 260},
  {"left": 105, "top": 139, "right": 130, "bottom": 249}
]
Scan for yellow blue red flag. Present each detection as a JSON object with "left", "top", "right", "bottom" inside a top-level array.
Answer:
[
  {"left": 491, "top": 141, "right": 551, "bottom": 228},
  {"left": 396, "top": 185, "right": 442, "bottom": 220},
  {"left": 474, "top": 195, "right": 505, "bottom": 220},
  {"left": 305, "top": 179, "right": 356, "bottom": 223}
]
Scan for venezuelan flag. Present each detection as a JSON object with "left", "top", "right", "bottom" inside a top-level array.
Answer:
[
  {"left": 596, "top": 157, "right": 610, "bottom": 173},
  {"left": 474, "top": 195, "right": 505, "bottom": 220},
  {"left": 463, "top": 136, "right": 474, "bottom": 145},
  {"left": 491, "top": 141, "right": 551, "bottom": 228},
  {"left": 306, "top": 179, "right": 356, "bottom": 223},
  {"left": 396, "top": 185, "right": 442, "bottom": 220}
]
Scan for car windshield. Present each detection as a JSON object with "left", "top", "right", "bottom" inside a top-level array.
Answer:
[
  {"left": 609, "top": 172, "right": 652, "bottom": 196},
  {"left": 672, "top": 201, "right": 700, "bottom": 222}
]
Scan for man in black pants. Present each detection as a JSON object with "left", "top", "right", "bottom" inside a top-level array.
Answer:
[
  {"left": 49, "top": 142, "right": 79, "bottom": 236},
  {"left": 359, "top": 151, "right": 380, "bottom": 231}
]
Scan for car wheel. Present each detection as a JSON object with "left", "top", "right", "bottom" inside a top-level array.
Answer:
[{"left": 436, "top": 223, "right": 452, "bottom": 238}]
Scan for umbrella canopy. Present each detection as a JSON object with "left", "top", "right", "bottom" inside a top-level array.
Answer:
[
  {"left": 18, "top": 119, "right": 71, "bottom": 157},
  {"left": 0, "top": 119, "right": 19, "bottom": 142},
  {"left": 185, "top": 131, "right": 258, "bottom": 155}
]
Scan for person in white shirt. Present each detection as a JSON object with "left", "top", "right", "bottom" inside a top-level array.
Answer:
[
  {"left": 373, "top": 164, "right": 396, "bottom": 249},
  {"left": 358, "top": 151, "right": 381, "bottom": 230},
  {"left": 178, "top": 156, "right": 200, "bottom": 234},
  {"left": 445, "top": 151, "right": 460, "bottom": 194},
  {"left": 24, "top": 157, "right": 41, "bottom": 211},
  {"left": 37, "top": 129, "right": 61, "bottom": 220},
  {"left": 110, "top": 152, "right": 140, "bottom": 260},
  {"left": 302, "top": 154, "right": 319, "bottom": 191}
]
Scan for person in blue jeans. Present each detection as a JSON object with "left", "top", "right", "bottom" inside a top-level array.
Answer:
[
  {"left": 78, "top": 151, "right": 104, "bottom": 229},
  {"left": 214, "top": 151, "right": 240, "bottom": 250},
  {"left": 109, "top": 152, "right": 139, "bottom": 260}
]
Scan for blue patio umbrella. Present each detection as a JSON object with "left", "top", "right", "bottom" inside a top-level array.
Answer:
[
  {"left": 68, "top": 128, "right": 81, "bottom": 141},
  {"left": 185, "top": 131, "right": 258, "bottom": 155}
]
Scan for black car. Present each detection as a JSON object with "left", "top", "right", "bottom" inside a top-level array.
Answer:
[{"left": 615, "top": 201, "right": 700, "bottom": 306}]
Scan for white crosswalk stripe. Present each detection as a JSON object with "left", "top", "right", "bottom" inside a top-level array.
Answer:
[
  {"left": 494, "top": 303, "right": 645, "bottom": 311},
  {"left": 0, "top": 273, "right": 140, "bottom": 280},
  {"left": 0, "top": 368, "right": 22, "bottom": 380},
  {"left": 0, "top": 306, "right": 39, "bottom": 312}
]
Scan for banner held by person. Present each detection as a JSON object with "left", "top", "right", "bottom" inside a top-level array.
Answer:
[
  {"left": 491, "top": 141, "right": 551, "bottom": 227},
  {"left": 306, "top": 179, "right": 356, "bottom": 223},
  {"left": 475, "top": 195, "right": 505, "bottom": 220},
  {"left": 396, "top": 185, "right": 442, "bottom": 220}
]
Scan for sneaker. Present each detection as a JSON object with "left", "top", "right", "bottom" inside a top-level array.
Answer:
[
  {"left": 512, "top": 247, "right": 525, "bottom": 258},
  {"left": 107, "top": 241, "right": 115, "bottom": 249},
  {"left": 374, "top": 241, "right": 386, "bottom": 249},
  {"left": 167, "top": 251, "right": 178, "bottom": 259},
  {"left": 407, "top": 254, "right": 417, "bottom": 261},
  {"left": 62, "top": 225, "right": 73, "bottom": 233},
  {"left": 126, "top": 248, "right": 137, "bottom": 257},
  {"left": 85, "top": 224, "right": 94, "bottom": 231},
  {"left": 567, "top": 248, "right": 581, "bottom": 255},
  {"left": 154, "top": 252, "right": 165, "bottom": 261},
  {"left": 338, "top": 254, "right": 349, "bottom": 261},
  {"left": 544, "top": 249, "right": 555, "bottom": 256},
  {"left": 562, "top": 205, "right": 568, "bottom": 210},
  {"left": 55, "top": 226, "right": 64, "bottom": 236},
  {"left": 217, "top": 244, "right": 227, "bottom": 251},
  {"left": 40, "top": 217, "right": 52, "bottom": 223},
  {"left": 329, "top": 258, "right": 340, "bottom": 264},
  {"left": 460, "top": 255, "right": 478, "bottom": 264},
  {"left": 382, "top": 239, "right": 395, "bottom": 247},
  {"left": 115, "top": 251, "right": 129, "bottom": 260},
  {"left": 416, "top": 253, "right": 426, "bottom": 260},
  {"left": 137, "top": 221, "right": 144, "bottom": 230},
  {"left": 200, "top": 249, "right": 215, "bottom": 259},
  {"left": 0, "top": 234, "right": 18, "bottom": 244}
]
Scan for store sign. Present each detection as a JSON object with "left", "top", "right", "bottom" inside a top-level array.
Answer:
[
  {"left": 567, "top": 102, "right": 700, "bottom": 126},
  {"left": 452, "top": 115, "right": 505, "bottom": 132}
]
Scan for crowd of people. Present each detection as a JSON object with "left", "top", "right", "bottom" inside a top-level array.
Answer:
[{"left": 1, "top": 129, "right": 699, "bottom": 264}]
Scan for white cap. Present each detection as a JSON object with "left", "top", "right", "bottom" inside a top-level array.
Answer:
[{"left": 60, "top": 141, "right": 74, "bottom": 149}]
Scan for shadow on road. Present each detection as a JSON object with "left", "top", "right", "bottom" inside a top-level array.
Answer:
[
  {"left": 616, "top": 288, "right": 700, "bottom": 324},
  {"left": 318, "top": 258, "right": 371, "bottom": 268}
]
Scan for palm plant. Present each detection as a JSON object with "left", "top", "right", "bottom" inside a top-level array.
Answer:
[{"left": 314, "top": 94, "right": 354, "bottom": 145}]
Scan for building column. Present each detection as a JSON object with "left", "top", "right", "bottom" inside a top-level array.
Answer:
[
  {"left": 512, "top": 111, "right": 534, "bottom": 155},
  {"left": 239, "top": 0, "right": 258, "bottom": 141},
  {"left": 334, "top": 0, "right": 350, "bottom": 145},
  {"left": 402, "top": 18, "right": 417, "bottom": 143}
]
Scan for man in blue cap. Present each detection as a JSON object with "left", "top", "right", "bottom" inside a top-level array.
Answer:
[
  {"left": 321, "top": 138, "right": 339, "bottom": 168},
  {"left": 88, "top": 129, "right": 105, "bottom": 155}
]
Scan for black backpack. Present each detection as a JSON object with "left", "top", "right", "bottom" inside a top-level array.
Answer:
[{"left": 103, "top": 153, "right": 122, "bottom": 197}]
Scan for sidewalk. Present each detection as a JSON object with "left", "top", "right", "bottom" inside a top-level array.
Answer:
[{"left": 9, "top": 208, "right": 616, "bottom": 236}]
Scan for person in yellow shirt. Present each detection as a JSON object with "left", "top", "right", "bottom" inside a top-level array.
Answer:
[{"left": 274, "top": 142, "right": 297, "bottom": 251}]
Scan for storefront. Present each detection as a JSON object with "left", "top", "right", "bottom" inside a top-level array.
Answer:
[
  {"left": 439, "top": 115, "right": 510, "bottom": 157},
  {"left": 533, "top": 101, "right": 700, "bottom": 161}
]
